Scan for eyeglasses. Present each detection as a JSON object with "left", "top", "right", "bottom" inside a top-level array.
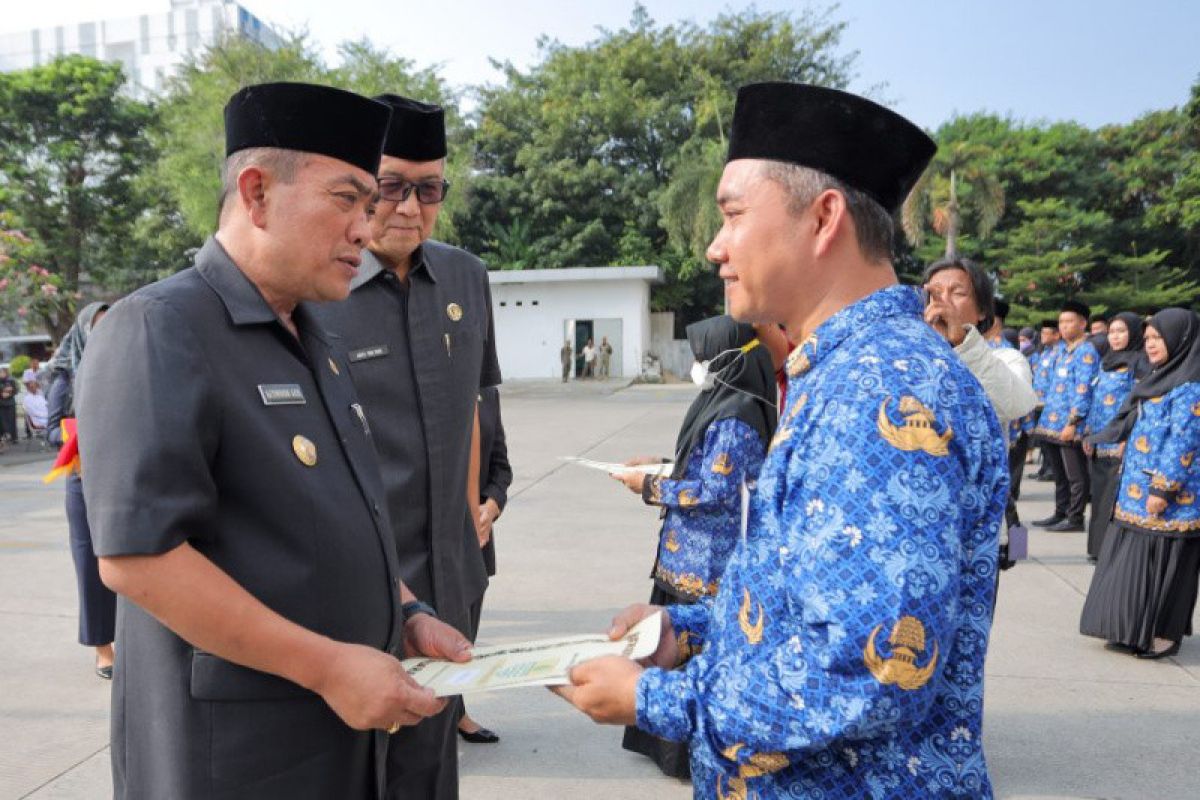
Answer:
[{"left": 377, "top": 178, "right": 451, "bottom": 205}]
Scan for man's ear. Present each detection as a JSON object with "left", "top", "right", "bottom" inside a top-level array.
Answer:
[
  {"left": 236, "top": 166, "right": 270, "bottom": 229},
  {"left": 811, "top": 189, "right": 851, "bottom": 259}
]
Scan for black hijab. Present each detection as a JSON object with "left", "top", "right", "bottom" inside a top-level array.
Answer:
[
  {"left": 1100, "top": 311, "right": 1150, "bottom": 378},
  {"left": 672, "top": 316, "right": 777, "bottom": 479},
  {"left": 1088, "top": 308, "right": 1200, "bottom": 444}
]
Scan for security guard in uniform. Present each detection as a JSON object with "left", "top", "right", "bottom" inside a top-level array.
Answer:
[
  {"left": 313, "top": 94, "right": 501, "bottom": 799},
  {"left": 76, "top": 83, "right": 472, "bottom": 799}
]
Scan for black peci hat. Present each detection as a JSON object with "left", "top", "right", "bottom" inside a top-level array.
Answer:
[
  {"left": 374, "top": 94, "right": 447, "bottom": 161},
  {"left": 727, "top": 82, "right": 937, "bottom": 214},
  {"left": 1040, "top": 319, "right": 1060, "bottom": 331},
  {"left": 1061, "top": 299, "right": 1091, "bottom": 320},
  {"left": 224, "top": 82, "right": 391, "bottom": 175}
]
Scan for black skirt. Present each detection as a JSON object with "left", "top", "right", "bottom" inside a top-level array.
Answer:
[
  {"left": 621, "top": 584, "right": 692, "bottom": 780},
  {"left": 1086, "top": 456, "right": 1121, "bottom": 558},
  {"left": 1080, "top": 522, "right": 1200, "bottom": 651}
]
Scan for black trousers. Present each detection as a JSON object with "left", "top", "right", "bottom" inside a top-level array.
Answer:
[
  {"left": 66, "top": 475, "right": 116, "bottom": 646},
  {"left": 1045, "top": 440, "right": 1089, "bottom": 520},
  {"left": 0, "top": 404, "right": 16, "bottom": 442},
  {"left": 1006, "top": 432, "right": 1030, "bottom": 527}
]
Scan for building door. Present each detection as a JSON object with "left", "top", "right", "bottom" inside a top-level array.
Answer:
[{"left": 572, "top": 319, "right": 594, "bottom": 377}]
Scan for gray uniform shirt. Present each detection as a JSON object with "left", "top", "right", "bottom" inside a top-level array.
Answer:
[
  {"left": 313, "top": 241, "right": 501, "bottom": 637},
  {"left": 77, "top": 239, "right": 401, "bottom": 799}
]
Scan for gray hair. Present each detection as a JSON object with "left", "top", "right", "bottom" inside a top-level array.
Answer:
[
  {"left": 759, "top": 161, "right": 895, "bottom": 263},
  {"left": 218, "top": 147, "right": 307, "bottom": 220}
]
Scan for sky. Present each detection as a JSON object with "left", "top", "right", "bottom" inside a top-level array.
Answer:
[{"left": 2, "top": 0, "right": 1198, "bottom": 130}]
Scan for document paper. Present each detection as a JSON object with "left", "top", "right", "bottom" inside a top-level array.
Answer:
[{"left": 402, "top": 612, "right": 663, "bottom": 697}]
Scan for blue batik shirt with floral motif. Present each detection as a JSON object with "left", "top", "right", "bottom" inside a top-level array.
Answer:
[
  {"left": 636, "top": 285, "right": 1009, "bottom": 800},
  {"left": 1034, "top": 338, "right": 1100, "bottom": 441},
  {"left": 1083, "top": 366, "right": 1138, "bottom": 459},
  {"left": 1112, "top": 381, "right": 1200, "bottom": 534},
  {"left": 644, "top": 417, "right": 767, "bottom": 599}
]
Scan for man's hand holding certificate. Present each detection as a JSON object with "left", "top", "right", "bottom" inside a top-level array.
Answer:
[{"left": 401, "top": 610, "right": 665, "bottom": 698}]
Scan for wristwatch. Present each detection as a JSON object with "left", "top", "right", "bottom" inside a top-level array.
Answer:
[{"left": 402, "top": 600, "right": 438, "bottom": 622}]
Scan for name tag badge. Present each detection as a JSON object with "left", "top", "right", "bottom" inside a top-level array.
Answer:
[
  {"left": 258, "top": 384, "right": 306, "bottom": 406},
  {"left": 349, "top": 345, "right": 390, "bottom": 363}
]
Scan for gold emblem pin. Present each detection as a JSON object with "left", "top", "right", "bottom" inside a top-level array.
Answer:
[
  {"left": 292, "top": 435, "right": 318, "bottom": 467},
  {"left": 328, "top": 357, "right": 340, "bottom": 376},
  {"left": 447, "top": 303, "right": 463, "bottom": 322}
]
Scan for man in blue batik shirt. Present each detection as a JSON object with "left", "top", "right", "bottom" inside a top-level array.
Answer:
[{"left": 555, "top": 82, "right": 1009, "bottom": 799}]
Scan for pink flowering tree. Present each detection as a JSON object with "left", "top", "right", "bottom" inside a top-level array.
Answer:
[{"left": 0, "top": 216, "right": 75, "bottom": 342}]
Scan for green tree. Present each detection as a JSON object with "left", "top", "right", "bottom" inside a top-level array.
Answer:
[
  {"left": 902, "top": 140, "right": 1005, "bottom": 260},
  {"left": 987, "top": 198, "right": 1109, "bottom": 324},
  {"left": 0, "top": 56, "right": 157, "bottom": 338},
  {"left": 460, "top": 5, "right": 856, "bottom": 323}
]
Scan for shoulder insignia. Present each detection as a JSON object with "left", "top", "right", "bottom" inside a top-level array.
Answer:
[
  {"left": 738, "top": 589, "right": 764, "bottom": 645},
  {"left": 877, "top": 396, "right": 952, "bottom": 457},
  {"left": 863, "top": 616, "right": 939, "bottom": 691},
  {"left": 712, "top": 453, "right": 734, "bottom": 476}
]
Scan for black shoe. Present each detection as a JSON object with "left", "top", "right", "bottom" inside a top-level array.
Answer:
[
  {"left": 1104, "top": 641, "right": 1140, "bottom": 654},
  {"left": 458, "top": 726, "right": 499, "bottom": 744},
  {"left": 1032, "top": 515, "right": 1064, "bottom": 528},
  {"left": 1046, "top": 517, "right": 1085, "bottom": 532},
  {"left": 96, "top": 664, "right": 113, "bottom": 680},
  {"left": 1135, "top": 640, "right": 1181, "bottom": 660}
]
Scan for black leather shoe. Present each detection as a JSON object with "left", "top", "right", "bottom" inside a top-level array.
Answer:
[
  {"left": 458, "top": 726, "right": 499, "bottom": 744},
  {"left": 1032, "top": 515, "right": 1064, "bottom": 527},
  {"left": 96, "top": 664, "right": 113, "bottom": 680},
  {"left": 1136, "top": 640, "right": 1181, "bottom": 660},
  {"left": 1046, "top": 517, "right": 1085, "bottom": 532}
]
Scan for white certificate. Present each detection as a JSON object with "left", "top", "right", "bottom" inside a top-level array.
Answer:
[
  {"left": 561, "top": 456, "right": 673, "bottom": 476},
  {"left": 402, "top": 612, "right": 663, "bottom": 697}
]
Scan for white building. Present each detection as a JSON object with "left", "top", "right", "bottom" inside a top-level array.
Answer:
[
  {"left": 488, "top": 266, "right": 662, "bottom": 380},
  {"left": 0, "top": 0, "right": 280, "bottom": 97}
]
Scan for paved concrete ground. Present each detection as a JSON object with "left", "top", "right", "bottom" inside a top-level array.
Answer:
[{"left": 2, "top": 379, "right": 1197, "bottom": 799}]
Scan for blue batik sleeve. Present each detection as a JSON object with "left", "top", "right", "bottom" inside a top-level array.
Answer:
[
  {"left": 645, "top": 418, "right": 764, "bottom": 512},
  {"left": 1147, "top": 384, "right": 1200, "bottom": 500},
  {"left": 1068, "top": 345, "right": 1100, "bottom": 425}
]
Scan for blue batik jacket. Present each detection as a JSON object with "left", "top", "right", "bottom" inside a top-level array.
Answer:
[
  {"left": 636, "top": 286, "right": 1009, "bottom": 800},
  {"left": 645, "top": 417, "right": 767, "bottom": 599},
  {"left": 1112, "top": 381, "right": 1200, "bottom": 535},
  {"left": 1083, "top": 366, "right": 1138, "bottom": 459},
  {"left": 1034, "top": 339, "right": 1100, "bottom": 442},
  {"left": 1031, "top": 343, "right": 1061, "bottom": 404}
]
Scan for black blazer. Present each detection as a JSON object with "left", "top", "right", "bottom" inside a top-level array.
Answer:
[{"left": 478, "top": 385, "right": 512, "bottom": 576}]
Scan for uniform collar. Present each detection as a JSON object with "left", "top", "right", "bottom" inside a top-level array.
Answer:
[
  {"left": 195, "top": 237, "right": 279, "bottom": 326},
  {"left": 351, "top": 244, "right": 439, "bottom": 291},
  {"left": 785, "top": 284, "right": 923, "bottom": 378},
  {"left": 195, "top": 237, "right": 331, "bottom": 345}
]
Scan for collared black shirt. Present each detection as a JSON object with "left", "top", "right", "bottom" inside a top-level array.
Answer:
[
  {"left": 313, "top": 240, "right": 500, "bottom": 637},
  {"left": 77, "top": 238, "right": 400, "bottom": 799}
]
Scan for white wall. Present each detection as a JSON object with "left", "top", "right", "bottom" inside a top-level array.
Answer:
[{"left": 489, "top": 277, "right": 652, "bottom": 379}]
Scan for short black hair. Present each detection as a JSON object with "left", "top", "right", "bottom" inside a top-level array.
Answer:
[{"left": 921, "top": 257, "right": 996, "bottom": 333}]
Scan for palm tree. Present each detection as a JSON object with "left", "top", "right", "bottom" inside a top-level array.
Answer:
[{"left": 902, "top": 141, "right": 1005, "bottom": 259}]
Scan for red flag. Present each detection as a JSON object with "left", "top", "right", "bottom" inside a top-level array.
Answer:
[{"left": 43, "top": 418, "right": 79, "bottom": 483}]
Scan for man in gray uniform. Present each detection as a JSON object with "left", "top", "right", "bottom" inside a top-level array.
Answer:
[
  {"left": 314, "top": 94, "right": 501, "bottom": 800},
  {"left": 76, "top": 82, "right": 472, "bottom": 799}
]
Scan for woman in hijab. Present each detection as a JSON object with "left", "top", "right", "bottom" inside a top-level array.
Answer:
[
  {"left": 611, "top": 315, "right": 776, "bottom": 778},
  {"left": 1081, "top": 312, "right": 1151, "bottom": 561},
  {"left": 45, "top": 302, "right": 115, "bottom": 678},
  {"left": 1080, "top": 308, "right": 1200, "bottom": 659}
]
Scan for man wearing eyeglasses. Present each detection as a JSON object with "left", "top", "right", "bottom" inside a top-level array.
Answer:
[{"left": 313, "top": 94, "right": 501, "bottom": 800}]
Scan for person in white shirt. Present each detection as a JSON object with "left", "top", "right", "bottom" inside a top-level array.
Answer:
[
  {"left": 923, "top": 257, "right": 1038, "bottom": 587},
  {"left": 22, "top": 379, "right": 48, "bottom": 431}
]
